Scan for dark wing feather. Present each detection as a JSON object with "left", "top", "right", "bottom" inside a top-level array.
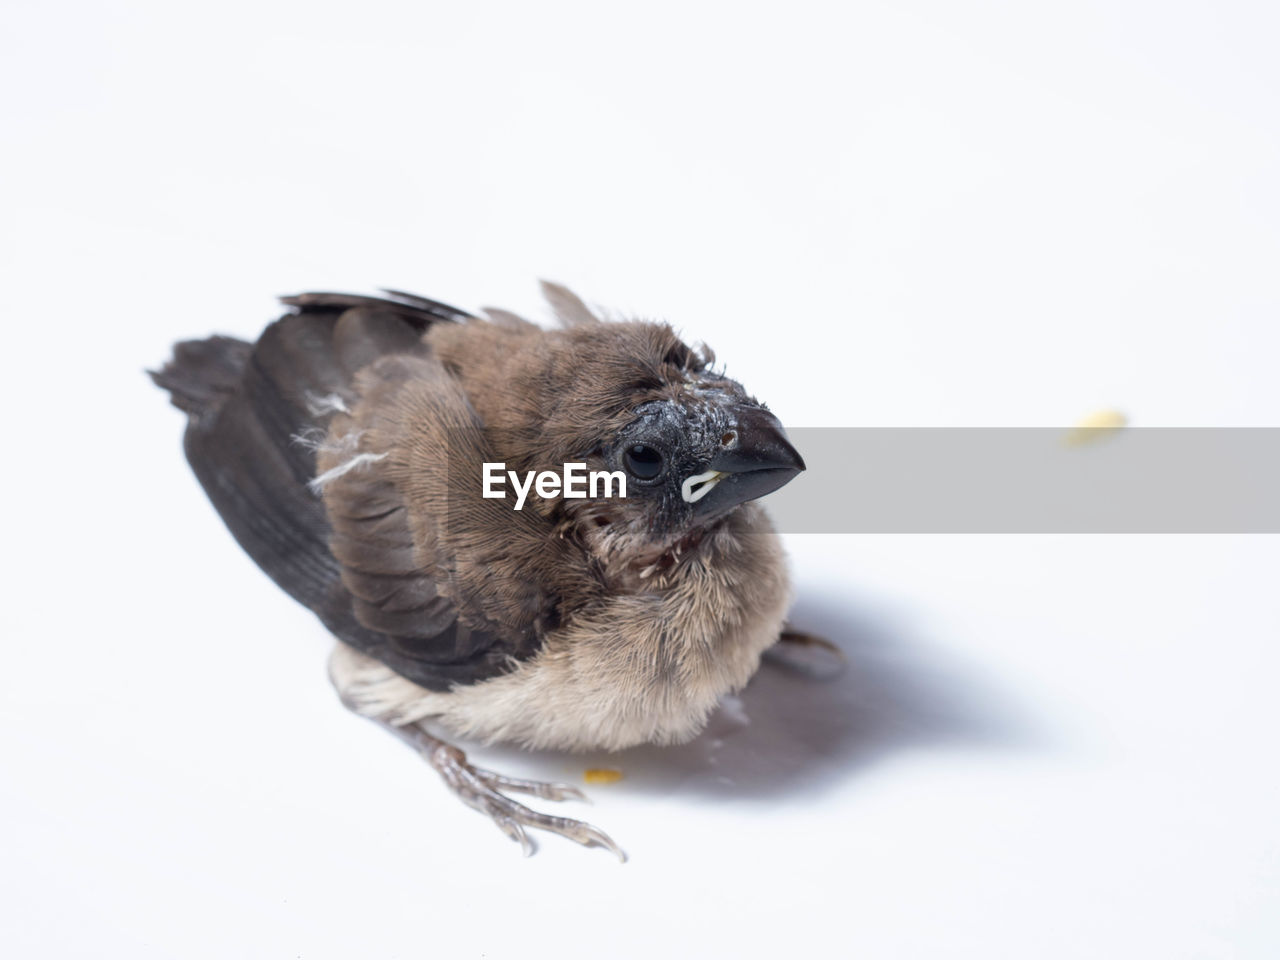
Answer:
[
  {"left": 278, "top": 290, "right": 474, "bottom": 325},
  {"left": 151, "top": 292, "right": 535, "bottom": 690},
  {"left": 318, "top": 351, "right": 579, "bottom": 668}
]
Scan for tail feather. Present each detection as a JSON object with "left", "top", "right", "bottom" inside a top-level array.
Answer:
[
  {"left": 151, "top": 291, "right": 480, "bottom": 685},
  {"left": 149, "top": 335, "right": 251, "bottom": 418}
]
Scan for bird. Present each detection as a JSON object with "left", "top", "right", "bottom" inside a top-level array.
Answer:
[{"left": 150, "top": 282, "right": 806, "bottom": 859}]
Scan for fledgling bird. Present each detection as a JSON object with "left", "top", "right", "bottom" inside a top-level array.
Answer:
[{"left": 151, "top": 283, "right": 805, "bottom": 858}]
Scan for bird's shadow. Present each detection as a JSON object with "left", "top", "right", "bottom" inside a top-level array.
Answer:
[{"left": 473, "top": 586, "right": 1040, "bottom": 801}]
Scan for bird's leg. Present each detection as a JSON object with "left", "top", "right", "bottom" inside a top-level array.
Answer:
[{"left": 374, "top": 718, "right": 626, "bottom": 861}]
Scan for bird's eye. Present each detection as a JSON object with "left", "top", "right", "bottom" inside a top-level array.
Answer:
[{"left": 623, "top": 443, "right": 664, "bottom": 480}]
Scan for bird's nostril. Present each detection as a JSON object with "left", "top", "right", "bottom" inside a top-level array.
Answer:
[{"left": 720, "top": 431, "right": 736, "bottom": 447}]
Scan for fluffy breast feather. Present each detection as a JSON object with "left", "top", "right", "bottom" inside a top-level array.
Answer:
[{"left": 329, "top": 503, "right": 791, "bottom": 751}]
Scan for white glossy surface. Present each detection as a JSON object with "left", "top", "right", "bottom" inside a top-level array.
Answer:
[{"left": 3, "top": 2, "right": 1278, "bottom": 957}]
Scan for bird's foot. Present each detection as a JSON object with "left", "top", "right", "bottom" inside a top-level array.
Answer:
[
  {"left": 762, "top": 626, "right": 846, "bottom": 679},
  {"left": 388, "top": 722, "right": 626, "bottom": 861},
  {"left": 777, "top": 627, "right": 842, "bottom": 654}
]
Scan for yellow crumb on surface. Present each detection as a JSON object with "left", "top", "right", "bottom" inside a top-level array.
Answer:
[
  {"left": 1065, "top": 409, "right": 1128, "bottom": 446},
  {"left": 583, "top": 768, "right": 624, "bottom": 785}
]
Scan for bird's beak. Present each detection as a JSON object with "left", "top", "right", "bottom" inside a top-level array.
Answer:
[{"left": 683, "top": 407, "right": 805, "bottom": 518}]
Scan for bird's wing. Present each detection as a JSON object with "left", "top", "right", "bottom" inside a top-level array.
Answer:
[
  {"left": 153, "top": 291, "right": 558, "bottom": 690},
  {"left": 317, "top": 349, "right": 577, "bottom": 676}
]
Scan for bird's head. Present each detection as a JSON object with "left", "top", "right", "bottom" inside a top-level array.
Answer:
[
  {"left": 429, "top": 284, "right": 804, "bottom": 577},
  {"left": 591, "top": 362, "right": 804, "bottom": 534}
]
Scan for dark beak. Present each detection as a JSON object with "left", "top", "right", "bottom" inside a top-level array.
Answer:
[{"left": 690, "top": 407, "right": 805, "bottom": 518}]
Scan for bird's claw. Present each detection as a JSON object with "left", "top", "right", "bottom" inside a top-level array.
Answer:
[
  {"left": 473, "top": 768, "right": 588, "bottom": 803},
  {"left": 493, "top": 814, "right": 534, "bottom": 857},
  {"left": 424, "top": 738, "right": 625, "bottom": 861}
]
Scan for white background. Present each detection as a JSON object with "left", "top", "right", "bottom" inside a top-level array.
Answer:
[{"left": 3, "top": 1, "right": 1278, "bottom": 957}]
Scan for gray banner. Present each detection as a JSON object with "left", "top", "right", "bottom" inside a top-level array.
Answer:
[{"left": 768, "top": 428, "right": 1280, "bottom": 533}]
